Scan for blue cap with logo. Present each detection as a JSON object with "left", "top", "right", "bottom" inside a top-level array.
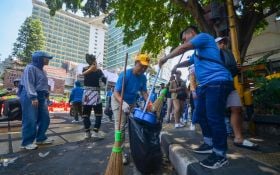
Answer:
[{"left": 32, "top": 51, "right": 53, "bottom": 59}]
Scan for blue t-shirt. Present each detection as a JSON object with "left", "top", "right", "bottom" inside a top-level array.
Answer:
[
  {"left": 107, "top": 90, "right": 113, "bottom": 97},
  {"left": 188, "top": 33, "right": 232, "bottom": 86},
  {"left": 115, "top": 68, "right": 147, "bottom": 104}
]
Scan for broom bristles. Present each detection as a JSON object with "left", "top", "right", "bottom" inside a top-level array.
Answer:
[
  {"left": 105, "top": 154, "right": 123, "bottom": 175},
  {"left": 152, "top": 96, "right": 164, "bottom": 118},
  {"left": 105, "top": 141, "right": 123, "bottom": 175}
]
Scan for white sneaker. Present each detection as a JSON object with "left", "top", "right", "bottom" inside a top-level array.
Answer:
[
  {"left": 190, "top": 123, "right": 196, "bottom": 131},
  {"left": 36, "top": 138, "right": 53, "bottom": 145},
  {"left": 98, "top": 131, "right": 106, "bottom": 138},
  {"left": 71, "top": 120, "right": 80, "bottom": 123},
  {"left": 92, "top": 131, "right": 105, "bottom": 139},
  {"left": 85, "top": 131, "right": 91, "bottom": 139},
  {"left": 175, "top": 123, "right": 185, "bottom": 128},
  {"left": 91, "top": 131, "right": 98, "bottom": 138},
  {"left": 20, "top": 143, "right": 38, "bottom": 150}
]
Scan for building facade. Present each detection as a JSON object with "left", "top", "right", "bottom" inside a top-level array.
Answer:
[
  {"left": 87, "top": 16, "right": 107, "bottom": 66},
  {"left": 106, "top": 20, "right": 180, "bottom": 83},
  {"left": 32, "top": 0, "right": 106, "bottom": 67},
  {"left": 106, "top": 20, "right": 146, "bottom": 71}
]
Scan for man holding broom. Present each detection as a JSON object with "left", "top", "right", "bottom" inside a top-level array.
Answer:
[
  {"left": 159, "top": 26, "right": 233, "bottom": 169},
  {"left": 111, "top": 53, "right": 151, "bottom": 165}
]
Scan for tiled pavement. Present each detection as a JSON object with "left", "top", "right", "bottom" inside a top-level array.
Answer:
[{"left": 0, "top": 112, "right": 112, "bottom": 156}]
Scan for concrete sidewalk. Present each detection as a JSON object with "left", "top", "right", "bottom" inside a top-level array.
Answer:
[{"left": 160, "top": 126, "right": 280, "bottom": 175}]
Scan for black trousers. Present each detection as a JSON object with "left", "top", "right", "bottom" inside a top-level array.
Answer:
[
  {"left": 82, "top": 103, "right": 103, "bottom": 132},
  {"left": 72, "top": 102, "right": 82, "bottom": 121}
]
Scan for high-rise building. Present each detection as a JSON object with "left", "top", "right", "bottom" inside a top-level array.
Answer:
[
  {"left": 87, "top": 16, "right": 107, "bottom": 66},
  {"left": 106, "top": 20, "right": 177, "bottom": 83},
  {"left": 106, "top": 20, "right": 145, "bottom": 71},
  {"left": 32, "top": 0, "right": 106, "bottom": 67}
]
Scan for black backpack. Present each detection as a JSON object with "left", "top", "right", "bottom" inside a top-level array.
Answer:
[{"left": 195, "top": 49, "right": 239, "bottom": 77}]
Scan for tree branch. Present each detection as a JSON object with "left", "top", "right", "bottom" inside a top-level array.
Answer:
[
  {"left": 171, "top": 0, "right": 216, "bottom": 35},
  {"left": 263, "top": 8, "right": 280, "bottom": 18}
]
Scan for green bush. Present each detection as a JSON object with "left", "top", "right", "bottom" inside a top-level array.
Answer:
[{"left": 254, "top": 78, "right": 280, "bottom": 114}]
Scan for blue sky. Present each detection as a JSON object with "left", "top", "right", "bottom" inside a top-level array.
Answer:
[{"left": 0, "top": 0, "right": 32, "bottom": 61}]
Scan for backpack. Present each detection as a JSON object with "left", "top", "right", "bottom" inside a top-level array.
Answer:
[
  {"left": 220, "top": 49, "right": 239, "bottom": 77},
  {"left": 195, "top": 49, "right": 239, "bottom": 77}
]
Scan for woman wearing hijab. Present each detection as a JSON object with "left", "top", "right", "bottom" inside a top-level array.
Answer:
[{"left": 19, "top": 51, "right": 53, "bottom": 150}]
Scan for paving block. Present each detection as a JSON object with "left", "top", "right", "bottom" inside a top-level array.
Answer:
[
  {"left": 12, "top": 139, "right": 22, "bottom": 153},
  {"left": 60, "top": 132, "right": 85, "bottom": 143},
  {"left": 0, "top": 141, "right": 9, "bottom": 155}
]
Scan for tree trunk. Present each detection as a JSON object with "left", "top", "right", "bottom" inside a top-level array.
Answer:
[
  {"left": 172, "top": 0, "right": 216, "bottom": 35},
  {"left": 238, "top": 14, "right": 262, "bottom": 63}
]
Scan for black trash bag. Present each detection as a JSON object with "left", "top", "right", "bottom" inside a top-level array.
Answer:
[
  {"left": 3, "top": 98, "right": 22, "bottom": 121},
  {"left": 128, "top": 115, "right": 162, "bottom": 174}
]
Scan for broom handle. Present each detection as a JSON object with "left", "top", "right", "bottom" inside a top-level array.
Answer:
[
  {"left": 141, "top": 52, "right": 185, "bottom": 114},
  {"left": 177, "top": 52, "right": 185, "bottom": 68},
  {"left": 117, "top": 53, "right": 128, "bottom": 131},
  {"left": 142, "top": 68, "right": 161, "bottom": 114}
]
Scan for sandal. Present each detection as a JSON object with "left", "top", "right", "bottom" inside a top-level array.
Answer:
[{"left": 234, "top": 139, "right": 259, "bottom": 150}]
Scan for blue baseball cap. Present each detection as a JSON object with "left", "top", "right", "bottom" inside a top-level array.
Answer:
[{"left": 32, "top": 51, "right": 53, "bottom": 59}]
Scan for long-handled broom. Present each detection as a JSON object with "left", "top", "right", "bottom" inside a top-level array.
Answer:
[{"left": 104, "top": 53, "right": 128, "bottom": 175}]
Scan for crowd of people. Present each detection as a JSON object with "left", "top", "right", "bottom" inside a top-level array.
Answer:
[
  {"left": 159, "top": 25, "right": 258, "bottom": 169},
  {"left": 10, "top": 24, "right": 259, "bottom": 170}
]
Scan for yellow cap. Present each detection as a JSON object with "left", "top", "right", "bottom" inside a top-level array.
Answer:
[{"left": 135, "top": 54, "right": 150, "bottom": 66}]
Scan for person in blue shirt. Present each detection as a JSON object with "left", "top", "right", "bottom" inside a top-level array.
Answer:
[
  {"left": 104, "top": 87, "right": 114, "bottom": 121},
  {"left": 111, "top": 53, "right": 151, "bottom": 165},
  {"left": 159, "top": 26, "right": 233, "bottom": 169},
  {"left": 69, "top": 81, "right": 84, "bottom": 123},
  {"left": 19, "top": 51, "right": 54, "bottom": 150}
]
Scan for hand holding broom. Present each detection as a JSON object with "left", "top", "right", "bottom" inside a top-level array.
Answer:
[{"left": 104, "top": 53, "right": 128, "bottom": 175}]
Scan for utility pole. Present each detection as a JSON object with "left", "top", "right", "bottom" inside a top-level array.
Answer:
[
  {"left": 226, "top": 0, "right": 243, "bottom": 97},
  {"left": 226, "top": 0, "right": 241, "bottom": 64}
]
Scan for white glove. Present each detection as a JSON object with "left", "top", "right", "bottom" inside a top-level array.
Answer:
[{"left": 122, "top": 101, "right": 130, "bottom": 113}]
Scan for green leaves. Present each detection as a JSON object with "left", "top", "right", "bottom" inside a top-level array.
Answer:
[
  {"left": 45, "top": 0, "right": 280, "bottom": 62},
  {"left": 254, "top": 78, "right": 280, "bottom": 114},
  {"left": 12, "top": 17, "right": 45, "bottom": 63}
]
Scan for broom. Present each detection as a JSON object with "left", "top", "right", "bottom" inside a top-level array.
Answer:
[
  {"left": 152, "top": 52, "right": 186, "bottom": 119},
  {"left": 104, "top": 53, "right": 128, "bottom": 175},
  {"left": 152, "top": 88, "right": 168, "bottom": 118}
]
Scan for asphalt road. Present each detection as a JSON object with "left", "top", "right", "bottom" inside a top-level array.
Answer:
[{"left": 0, "top": 112, "right": 176, "bottom": 175}]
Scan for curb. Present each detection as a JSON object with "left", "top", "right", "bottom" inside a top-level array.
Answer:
[
  {"left": 161, "top": 130, "right": 280, "bottom": 175},
  {"left": 169, "top": 144, "right": 198, "bottom": 175}
]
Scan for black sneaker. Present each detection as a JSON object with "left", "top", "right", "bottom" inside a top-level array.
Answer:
[
  {"left": 200, "top": 153, "right": 229, "bottom": 169},
  {"left": 193, "top": 143, "right": 213, "bottom": 154}
]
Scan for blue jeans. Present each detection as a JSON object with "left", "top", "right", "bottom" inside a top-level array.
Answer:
[
  {"left": 195, "top": 81, "right": 233, "bottom": 157},
  {"left": 20, "top": 89, "right": 50, "bottom": 146},
  {"left": 192, "top": 98, "right": 198, "bottom": 124}
]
